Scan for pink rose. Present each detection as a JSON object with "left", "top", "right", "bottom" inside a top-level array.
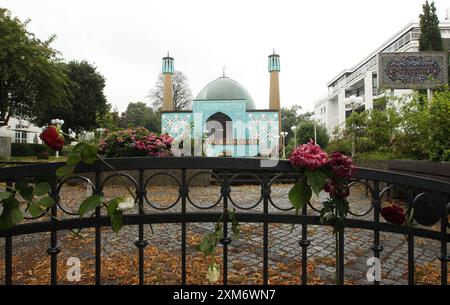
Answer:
[{"left": 289, "top": 139, "right": 329, "bottom": 170}]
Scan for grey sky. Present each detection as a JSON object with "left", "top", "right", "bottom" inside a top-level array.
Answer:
[{"left": 2, "top": 0, "right": 449, "bottom": 113}]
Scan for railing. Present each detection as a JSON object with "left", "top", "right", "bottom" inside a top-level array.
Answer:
[{"left": 0, "top": 157, "right": 449, "bottom": 285}]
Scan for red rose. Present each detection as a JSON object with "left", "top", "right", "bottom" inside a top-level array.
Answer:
[
  {"left": 324, "top": 181, "right": 350, "bottom": 198},
  {"left": 381, "top": 204, "right": 406, "bottom": 225},
  {"left": 40, "top": 126, "right": 64, "bottom": 151},
  {"left": 329, "top": 152, "right": 357, "bottom": 179}
]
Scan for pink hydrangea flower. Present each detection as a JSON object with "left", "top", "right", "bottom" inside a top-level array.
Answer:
[{"left": 97, "top": 128, "right": 173, "bottom": 157}]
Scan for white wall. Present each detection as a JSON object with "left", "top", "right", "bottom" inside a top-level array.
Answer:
[{"left": 0, "top": 117, "right": 43, "bottom": 144}]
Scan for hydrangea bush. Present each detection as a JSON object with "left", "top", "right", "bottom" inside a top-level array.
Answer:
[{"left": 98, "top": 127, "right": 173, "bottom": 157}]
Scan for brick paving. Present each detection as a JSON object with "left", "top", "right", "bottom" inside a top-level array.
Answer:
[{"left": 0, "top": 182, "right": 446, "bottom": 285}]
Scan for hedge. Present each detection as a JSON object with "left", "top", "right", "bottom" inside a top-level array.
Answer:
[{"left": 11, "top": 143, "right": 58, "bottom": 157}]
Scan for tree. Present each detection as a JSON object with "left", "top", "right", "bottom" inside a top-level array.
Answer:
[
  {"left": 34, "top": 60, "right": 108, "bottom": 136},
  {"left": 96, "top": 107, "right": 121, "bottom": 132},
  {"left": 0, "top": 8, "right": 68, "bottom": 126},
  {"left": 290, "top": 119, "right": 329, "bottom": 149},
  {"left": 281, "top": 105, "right": 312, "bottom": 144},
  {"left": 120, "top": 101, "right": 161, "bottom": 133},
  {"left": 328, "top": 87, "right": 450, "bottom": 161},
  {"left": 419, "top": 1, "right": 444, "bottom": 51},
  {"left": 428, "top": 87, "right": 450, "bottom": 160},
  {"left": 150, "top": 71, "right": 193, "bottom": 110}
]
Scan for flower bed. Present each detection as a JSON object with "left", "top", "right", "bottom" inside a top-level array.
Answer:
[{"left": 97, "top": 127, "right": 173, "bottom": 157}]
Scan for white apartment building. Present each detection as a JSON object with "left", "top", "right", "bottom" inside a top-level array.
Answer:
[{"left": 314, "top": 18, "right": 450, "bottom": 134}]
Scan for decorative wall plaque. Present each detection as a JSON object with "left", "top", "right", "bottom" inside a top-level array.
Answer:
[{"left": 378, "top": 52, "right": 448, "bottom": 89}]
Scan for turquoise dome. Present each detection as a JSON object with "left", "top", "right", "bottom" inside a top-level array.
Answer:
[{"left": 195, "top": 77, "right": 256, "bottom": 110}]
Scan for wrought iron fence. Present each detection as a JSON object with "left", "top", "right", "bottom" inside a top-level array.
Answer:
[{"left": 0, "top": 157, "right": 448, "bottom": 285}]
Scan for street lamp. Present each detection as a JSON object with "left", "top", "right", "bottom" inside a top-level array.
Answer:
[
  {"left": 344, "top": 95, "right": 364, "bottom": 110},
  {"left": 344, "top": 95, "right": 364, "bottom": 157},
  {"left": 51, "top": 118, "right": 64, "bottom": 158},
  {"left": 310, "top": 114, "right": 321, "bottom": 145},
  {"left": 280, "top": 131, "right": 288, "bottom": 159},
  {"left": 291, "top": 126, "right": 297, "bottom": 148}
]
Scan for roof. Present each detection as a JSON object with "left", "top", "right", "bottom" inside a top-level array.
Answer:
[
  {"left": 327, "top": 20, "right": 450, "bottom": 87},
  {"left": 195, "top": 76, "right": 256, "bottom": 110}
]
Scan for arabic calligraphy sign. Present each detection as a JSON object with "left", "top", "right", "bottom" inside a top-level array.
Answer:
[{"left": 378, "top": 52, "right": 448, "bottom": 89}]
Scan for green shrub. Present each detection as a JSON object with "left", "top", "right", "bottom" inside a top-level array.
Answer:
[
  {"left": 326, "top": 138, "right": 351, "bottom": 155},
  {"left": 11, "top": 143, "right": 33, "bottom": 156},
  {"left": 356, "top": 137, "right": 376, "bottom": 153},
  {"left": 355, "top": 151, "right": 402, "bottom": 161},
  {"left": 11, "top": 143, "right": 57, "bottom": 157},
  {"left": 330, "top": 87, "right": 450, "bottom": 161}
]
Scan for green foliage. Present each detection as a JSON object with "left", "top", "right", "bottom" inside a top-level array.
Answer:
[
  {"left": 0, "top": 8, "right": 68, "bottom": 127},
  {"left": 283, "top": 108, "right": 329, "bottom": 156},
  {"left": 1, "top": 129, "right": 133, "bottom": 236},
  {"left": 419, "top": 1, "right": 444, "bottom": 52},
  {"left": 330, "top": 88, "right": 450, "bottom": 161},
  {"left": 0, "top": 192, "right": 12, "bottom": 200},
  {"left": 106, "top": 197, "right": 124, "bottom": 233},
  {"left": 34, "top": 60, "right": 109, "bottom": 136},
  {"left": 0, "top": 197, "right": 23, "bottom": 229},
  {"left": 327, "top": 130, "right": 352, "bottom": 155},
  {"left": 294, "top": 119, "right": 329, "bottom": 148},
  {"left": 33, "top": 182, "right": 50, "bottom": 196},
  {"left": 418, "top": 1, "right": 448, "bottom": 84},
  {"left": 288, "top": 179, "right": 312, "bottom": 211},
  {"left": 56, "top": 164, "right": 76, "bottom": 178},
  {"left": 281, "top": 105, "right": 312, "bottom": 145},
  {"left": 0, "top": 180, "right": 55, "bottom": 229},
  {"left": 428, "top": 88, "right": 450, "bottom": 160},
  {"left": 120, "top": 101, "right": 161, "bottom": 133},
  {"left": 305, "top": 169, "right": 330, "bottom": 195},
  {"left": 196, "top": 209, "right": 241, "bottom": 279},
  {"left": 320, "top": 197, "right": 349, "bottom": 233},
  {"left": 78, "top": 195, "right": 103, "bottom": 217},
  {"left": 355, "top": 151, "right": 401, "bottom": 161},
  {"left": 79, "top": 143, "right": 98, "bottom": 164},
  {"left": 96, "top": 108, "right": 121, "bottom": 132},
  {"left": 197, "top": 225, "right": 222, "bottom": 257},
  {"left": 11, "top": 143, "right": 57, "bottom": 157}
]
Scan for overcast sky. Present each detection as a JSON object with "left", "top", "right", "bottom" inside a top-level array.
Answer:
[{"left": 2, "top": 0, "right": 450, "bottom": 113}]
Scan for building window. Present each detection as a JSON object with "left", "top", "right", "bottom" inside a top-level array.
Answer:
[
  {"left": 15, "top": 131, "right": 27, "bottom": 143},
  {"left": 372, "top": 73, "right": 378, "bottom": 95}
]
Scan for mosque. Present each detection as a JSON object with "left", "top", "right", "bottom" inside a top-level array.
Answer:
[{"left": 161, "top": 52, "right": 281, "bottom": 157}]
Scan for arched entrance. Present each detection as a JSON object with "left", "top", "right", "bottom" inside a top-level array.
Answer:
[{"left": 206, "top": 112, "right": 233, "bottom": 156}]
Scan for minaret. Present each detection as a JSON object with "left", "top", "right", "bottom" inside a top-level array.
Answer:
[
  {"left": 268, "top": 51, "right": 281, "bottom": 135},
  {"left": 162, "top": 53, "right": 174, "bottom": 111}
]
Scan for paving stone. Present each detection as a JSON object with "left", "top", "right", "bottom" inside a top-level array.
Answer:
[{"left": 2, "top": 184, "right": 442, "bottom": 285}]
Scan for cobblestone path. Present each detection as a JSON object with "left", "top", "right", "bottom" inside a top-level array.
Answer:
[{"left": 0, "top": 182, "right": 446, "bottom": 285}]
